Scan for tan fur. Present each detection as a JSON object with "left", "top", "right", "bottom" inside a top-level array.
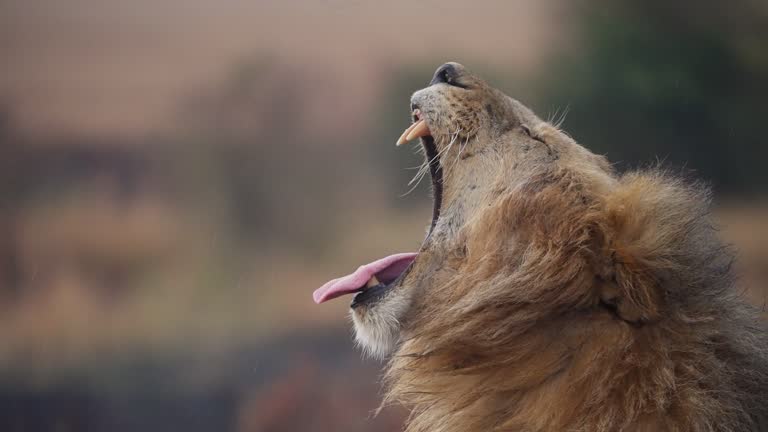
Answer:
[{"left": 352, "top": 63, "right": 768, "bottom": 431}]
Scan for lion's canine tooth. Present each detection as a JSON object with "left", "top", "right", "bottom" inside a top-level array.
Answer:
[
  {"left": 396, "top": 125, "right": 413, "bottom": 146},
  {"left": 396, "top": 122, "right": 419, "bottom": 146},
  {"left": 366, "top": 275, "right": 381, "bottom": 288},
  {"left": 405, "top": 119, "right": 430, "bottom": 142}
]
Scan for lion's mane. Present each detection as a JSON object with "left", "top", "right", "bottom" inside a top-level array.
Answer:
[{"left": 385, "top": 164, "right": 768, "bottom": 431}]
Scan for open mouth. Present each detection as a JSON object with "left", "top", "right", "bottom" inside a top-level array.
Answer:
[
  {"left": 400, "top": 109, "right": 443, "bottom": 235},
  {"left": 312, "top": 110, "right": 443, "bottom": 306}
]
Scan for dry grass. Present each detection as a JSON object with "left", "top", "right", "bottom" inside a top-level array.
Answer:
[
  {"left": 716, "top": 204, "right": 768, "bottom": 308},
  {"left": 0, "top": 200, "right": 430, "bottom": 371},
  {"left": 0, "top": 203, "right": 763, "bottom": 375}
]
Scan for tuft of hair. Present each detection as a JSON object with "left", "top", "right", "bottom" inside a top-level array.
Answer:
[
  {"left": 384, "top": 167, "right": 768, "bottom": 432},
  {"left": 351, "top": 288, "right": 413, "bottom": 359}
]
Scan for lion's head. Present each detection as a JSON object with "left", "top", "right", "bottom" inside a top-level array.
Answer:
[
  {"left": 314, "top": 62, "right": 614, "bottom": 358},
  {"left": 313, "top": 63, "right": 768, "bottom": 431}
]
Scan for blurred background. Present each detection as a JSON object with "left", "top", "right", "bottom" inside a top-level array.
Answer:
[{"left": 0, "top": 0, "right": 766, "bottom": 430}]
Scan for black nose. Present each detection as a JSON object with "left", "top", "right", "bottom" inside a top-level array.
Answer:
[{"left": 430, "top": 62, "right": 464, "bottom": 87}]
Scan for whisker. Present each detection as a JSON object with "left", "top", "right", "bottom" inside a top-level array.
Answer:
[
  {"left": 402, "top": 111, "right": 469, "bottom": 197},
  {"left": 402, "top": 127, "right": 459, "bottom": 197},
  {"left": 554, "top": 105, "right": 570, "bottom": 129},
  {"left": 403, "top": 144, "right": 444, "bottom": 195},
  {"left": 447, "top": 134, "right": 470, "bottom": 174}
]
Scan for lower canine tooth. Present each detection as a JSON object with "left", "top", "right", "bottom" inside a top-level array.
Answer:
[{"left": 366, "top": 275, "right": 381, "bottom": 288}]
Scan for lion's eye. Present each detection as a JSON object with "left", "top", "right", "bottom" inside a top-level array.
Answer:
[{"left": 522, "top": 124, "right": 546, "bottom": 143}]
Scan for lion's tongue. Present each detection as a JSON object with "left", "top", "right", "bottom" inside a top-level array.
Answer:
[{"left": 313, "top": 252, "right": 417, "bottom": 304}]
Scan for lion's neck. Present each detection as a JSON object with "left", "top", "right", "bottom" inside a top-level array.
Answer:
[{"left": 387, "top": 313, "right": 724, "bottom": 432}]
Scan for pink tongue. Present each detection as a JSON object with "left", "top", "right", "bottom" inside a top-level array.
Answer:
[{"left": 313, "top": 252, "right": 417, "bottom": 304}]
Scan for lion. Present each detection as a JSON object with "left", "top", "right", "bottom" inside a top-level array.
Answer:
[{"left": 313, "top": 62, "right": 768, "bottom": 431}]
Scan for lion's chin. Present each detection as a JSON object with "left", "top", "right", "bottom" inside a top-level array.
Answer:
[
  {"left": 350, "top": 284, "right": 414, "bottom": 359},
  {"left": 351, "top": 311, "right": 399, "bottom": 359}
]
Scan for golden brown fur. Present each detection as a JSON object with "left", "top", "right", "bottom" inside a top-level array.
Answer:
[{"left": 351, "top": 63, "right": 768, "bottom": 431}]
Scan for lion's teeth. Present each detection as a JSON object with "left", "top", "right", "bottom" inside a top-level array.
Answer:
[
  {"left": 396, "top": 119, "right": 431, "bottom": 146},
  {"left": 405, "top": 119, "right": 430, "bottom": 142},
  {"left": 396, "top": 123, "right": 416, "bottom": 146},
  {"left": 365, "top": 275, "right": 381, "bottom": 288}
]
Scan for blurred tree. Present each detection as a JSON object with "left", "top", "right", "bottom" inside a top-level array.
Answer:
[
  {"left": 0, "top": 103, "right": 20, "bottom": 297},
  {"left": 177, "top": 58, "right": 364, "bottom": 251},
  {"left": 540, "top": 0, "right": 768, "bottom": 194}
]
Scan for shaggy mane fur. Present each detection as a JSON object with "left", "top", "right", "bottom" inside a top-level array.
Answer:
[{"left": 385, "top": 165, "right": 768, "bottom": 431}]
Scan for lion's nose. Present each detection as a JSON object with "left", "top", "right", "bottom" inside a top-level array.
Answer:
[{"left": 430, "top": 62, "right": 466, "bottom": 87}]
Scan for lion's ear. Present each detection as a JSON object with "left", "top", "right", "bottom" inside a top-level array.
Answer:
[
  {"left": 596, "top": 273, "right": 658, "bottom": 324},
  {"left": 594, "top": 173, "right": 682, "bottom": 324},
  {"left": 590, "top": 219, "right": 664, "bottom": 323},
  {"left": 590, "top": 221, "right": 661, "bottom": 324}
]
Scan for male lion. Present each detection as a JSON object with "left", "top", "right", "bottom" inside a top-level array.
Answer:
[{"left": 314, "top": 63, "right": 768, "bottom": 431}]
